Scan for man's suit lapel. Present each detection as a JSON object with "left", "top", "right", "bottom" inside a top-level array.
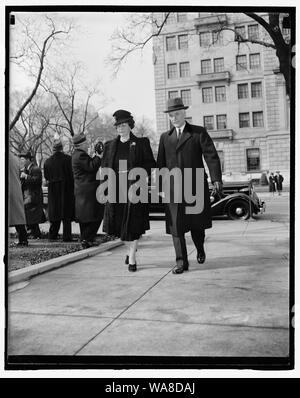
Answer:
[{"left": 106, "top": 137, "right": 119, "bottom": 168}]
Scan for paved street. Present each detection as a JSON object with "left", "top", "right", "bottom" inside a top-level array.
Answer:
[{"left": 7, "top": 192, "right": 290, "bottom": 359}]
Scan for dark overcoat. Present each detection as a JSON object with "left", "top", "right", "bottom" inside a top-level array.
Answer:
[
  {"left": 21, "top": 162, "right": 46, "bottom": 225},
  {"left": 44, "top": 151, "right": 75, "bottom": 222},
  {"left": 157, "top": 122, "right": 222, "bottom": 236},
  {"left": 274, "top": 174, "right": 284, "bottom": 191},
  {"left": 9, "top": 152, "right": 26, "bottom": 226},
  {"left": 100, "top": 133, "right": 156, "bottom": 237},
  {"left": 71, "top": 149, "right": 104, "bottom": 223}
]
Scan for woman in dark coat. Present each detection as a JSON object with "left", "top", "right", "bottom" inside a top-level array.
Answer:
[
  {"left": 19, "top": 151, "right": 46, "bottom": 238},
  {"left": 100, "top": 109, "right": 156, "bottom": 272}
]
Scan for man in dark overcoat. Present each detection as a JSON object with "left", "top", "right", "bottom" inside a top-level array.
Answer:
[
  {"left": 274, "top": 171, "right": 284, "bottom": 195},
  {"left": 18, "top": 151, "right": 45, "bottom": 238},
  {"left": 44, "top": 138, "right": 75, "bottom": 241},
  {"left": 9, "top": 151, "right": 28, "bottom": 246},
  {"left": 157, "top": 97, "right": 223, "bottom": 274},
  {"left": 71, "top": 132, "right": 104, "bottom": 248}
]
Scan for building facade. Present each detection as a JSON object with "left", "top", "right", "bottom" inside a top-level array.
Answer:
[{"left": 152, "top": 12, "right": 290, "bottom": 183}]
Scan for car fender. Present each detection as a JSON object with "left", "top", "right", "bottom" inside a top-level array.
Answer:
[{"left": 223, "top": 192, "right": 258, "bottom": 213}]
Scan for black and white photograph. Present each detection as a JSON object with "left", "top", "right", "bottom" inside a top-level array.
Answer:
[{"left": 2, "top": 1, "right": 297, "bottom": 377}]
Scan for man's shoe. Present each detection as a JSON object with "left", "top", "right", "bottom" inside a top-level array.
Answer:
[
  {"left": 16, "top": 241, "right": 28, "bottom": 247},
  {"left": 128, "top": 263, "right": 137, "bottom": 272},
  {"left": 81, "top": 240, "right": 92, "bottom": 249},
  {"left": 172, "top": 263, "right": 189, "bottom": 274},
  {"left": 197, "top": 247, "right": 206, "bottom": 264}
]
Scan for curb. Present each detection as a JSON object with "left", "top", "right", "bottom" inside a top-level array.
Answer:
[{"left": 8, "top": 239, "right": 124, "bottom": 285}]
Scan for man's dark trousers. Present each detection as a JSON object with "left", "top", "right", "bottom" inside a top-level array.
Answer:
[
  {"left": 79, "top": 220, "right": 102, "bottom": 243},
  {"left": 172, "top": 229, "right": 205, "bottom": 266},
  {"left": 49, "top": 219, "right": 72, "bottom": 241}
]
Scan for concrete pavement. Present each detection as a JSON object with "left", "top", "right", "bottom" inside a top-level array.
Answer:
[{"left": 7, "top": 193, "right": 290, "bottom": 359}]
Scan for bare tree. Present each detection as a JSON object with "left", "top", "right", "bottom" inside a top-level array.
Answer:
[
  {"left": 42, "top": 63, "right": 104, "bottom": 138},
  {"left": 108, "top": 12, "right": 292, "bottom": 97},
  {"left": 9, "top": 92, "right": 57, "bottom": 166},
  {"left": 9, "top": 14, "right": 74, "bottom": 130}
]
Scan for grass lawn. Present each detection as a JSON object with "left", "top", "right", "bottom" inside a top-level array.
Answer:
[{"left": 7, "top": 234, "right": 117, "bottom": 272}]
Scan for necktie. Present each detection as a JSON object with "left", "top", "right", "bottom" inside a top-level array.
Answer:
[{"left": 177, "top": 128, "right": 182, "bottom": 141}]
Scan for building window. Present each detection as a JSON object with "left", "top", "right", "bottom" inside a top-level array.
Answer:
[
  {"left": 178, "top": 34, "right": 188, "bottom": 49},
  {"left": 235, "top": 25, "right": 246, "bottom": 41},
  {"left": 214, "top": 57, "right": 224, "bottom": 73},
  {"left": 215, "top": 86, "right": 226, "bottom": 102},
  {"left": 202, "top": 87, "right": 213, "bottom": 103},
  {"left": 212, "top": 30, "right": 223, "bottom": 45},
  {"left": 165, "top": 12, "right": 176, "bottom": 24},
  {"left": 199, "top": 31, "right": 211, "bottom": 47},
  {"left": 181, "top": 89, "right": 191, "bottom": 105},
  {"left": 166, "top": 36, "right": 176, "bottom": 51},
  {"left": 217, "top": 150, "right": 225, "bottom": 172},
  {"left": 216, "top": 114, "right": 227, "bottom": 129},
  {"left": 201, "top": 59, "right": 212, "bottom": 74},
  {"left": 252, "top": 111, "right": 264, "bottom": 127},
  {"left": 248, "top": 24, "right": 259, "bottom": 40},
  {"left": 249, "top": 53, "right": 261, "bottom": 69},
  {"left": 239, "top": 112, "right": 250, "bottom": 128},
  {"left": 237, "top": 83, "right": 249, "bottom": 99},
  {"left": 251, "top": 82, "right": 262, "bottom": 98},
  {"left": 204, "top": 115, "right": 214, "bottom": 130},
  {"left": 167, "top": 63, "right": 177, "bottom": 79},
  {"left": 247, "top": 148, "right": 260, "bottom": 171},
  {"left": 236, "top": 55, "right": 247, "bottom": 71},
  {"left": 177, "top": 12, "right": 187, "bottom": 22},
  {"left": 282, "top": 27, "right": 290, "bottom": 35},
  {"left": 179, "top": 62, "right": 190, "bottom": 77},
  {"left": 168, "top": 90, "right": 179, "bottom": 99}
]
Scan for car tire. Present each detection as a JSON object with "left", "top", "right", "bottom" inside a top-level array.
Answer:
[{"left": 227, "top": 200, "right": 250, "bottom": 220}]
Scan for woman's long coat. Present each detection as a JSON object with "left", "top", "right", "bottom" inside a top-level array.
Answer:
[
  {"left": 20, "top": 162, "right": 45, "bottom": 225},
  {"left": 157, "top": 122, "right": 222, "bottom": 236},
  {"left": 44, "top": 151, "right": 75, "bottom": 222},
  {"left": 71, "top": 149, "right": 104, "bottom": 223},
  {"left": 100, "top": 133, "right": 156, "bottom": 237},
  {"left": 9, "top": 152, "right": 26, "bottom": 226}
]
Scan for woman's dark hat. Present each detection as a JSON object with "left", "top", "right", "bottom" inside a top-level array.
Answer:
[
  {"left": 164, "top": 97, "right": 189, "bottom": 113},
  {"left": 73, "top": 133, "right": 87, "bottom": 146},
  {"left": 113, "top": 109, "right": 133, "bottom": 126},
  {"left": 18, "top": 150, "right": 33, "bottom": 160}
]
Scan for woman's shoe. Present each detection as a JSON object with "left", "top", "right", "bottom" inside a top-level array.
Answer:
[{"left": 128, "top": 263, "right": 137, "bottom": 272}]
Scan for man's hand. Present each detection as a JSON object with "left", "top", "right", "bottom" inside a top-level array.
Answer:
[
  {"left": 20, "top": 171, "right": 27, "bottom": 179},
  {"left": 213, "top": 181, "right": 223, "bottom": 194}
]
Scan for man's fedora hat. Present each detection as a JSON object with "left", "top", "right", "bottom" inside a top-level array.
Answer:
[
  {"left": 18, "top": 150, "right": 33, "bottom": 160},
  {"left": 73, "top": 132, "right": 87, "bottom": 146},
  {"left": 164, "top": 97, "right": 189, "bottom": 113}
]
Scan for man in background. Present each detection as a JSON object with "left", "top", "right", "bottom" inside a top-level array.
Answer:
[{"left": 44, "top": 137, "right": 75, "bottom": 241}]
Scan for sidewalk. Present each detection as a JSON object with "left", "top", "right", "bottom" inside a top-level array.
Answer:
[{"left": 7, "top": 195, "right": 290, "bottom": 360}]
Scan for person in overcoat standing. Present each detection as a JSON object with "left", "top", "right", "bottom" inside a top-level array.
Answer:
[
  {"left": 44, "top": 138, "right": 75, "bottom": 241},
  {"left": 100, "top": 109, "right": 156, "bottom": 272},
  {"left": 18, "top": 151, "right": 45, "bottom": 239},
  {"left": 71, "top": 132, "right": 104, "bottom": 248},
  {"left": 157, "top": 97, "right": 223, "bottom": 274},
  {"left": 268, "top": 172, "right": 276, "bottom": 195},
  {"left": 9, "top": 151, "right": 28, "bottom": 246},
  {"left": 274, "top": 171, "right": 284, "bottom": 195}
]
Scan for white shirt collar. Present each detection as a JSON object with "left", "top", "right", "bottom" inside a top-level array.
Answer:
[{"left": 176, "top": 123, "right": 186, "bottom": 136}]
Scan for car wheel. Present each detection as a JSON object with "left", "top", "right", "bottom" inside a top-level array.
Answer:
[{"left": 227, "top": 200, "right": 250, "bottom": 220}]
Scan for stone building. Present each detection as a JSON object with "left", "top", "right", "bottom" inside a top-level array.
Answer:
[{"left": 152, "top": 12, "right": 290, "bottom": 183}]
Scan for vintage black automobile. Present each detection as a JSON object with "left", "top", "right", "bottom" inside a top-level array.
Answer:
[
  {"left": 148, "top": 181, "right": 266, "bottom": 221},
  {"left": 43, "top": 180, "right": 265, "bottom": 221}
]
